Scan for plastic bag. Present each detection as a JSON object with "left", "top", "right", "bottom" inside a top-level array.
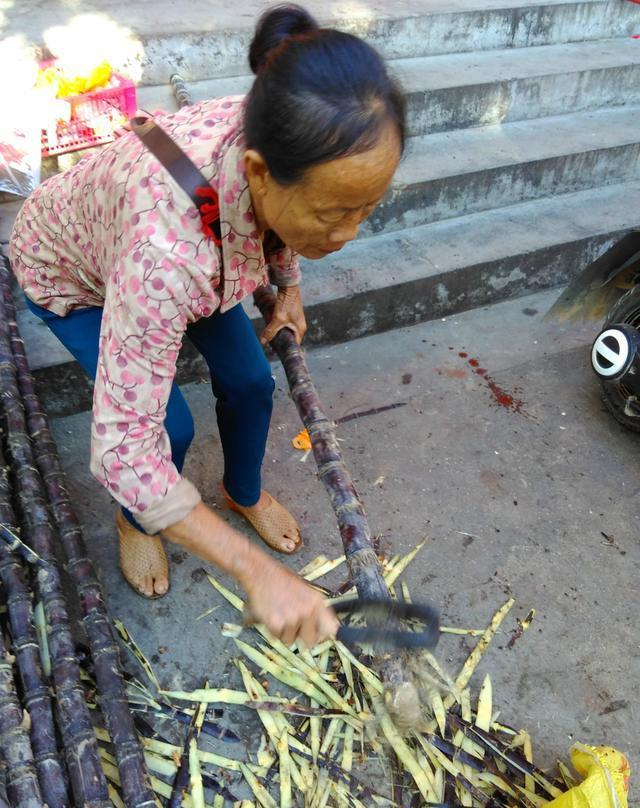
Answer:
[
  {"left": 548, "top": 744, "right": 630, "bottom": 808},
  {"left": 0, "top": 40, "right": 41, "bottom": 198},
  {"left": 0, "top": 125, "right": 41, "bottom": 198}
]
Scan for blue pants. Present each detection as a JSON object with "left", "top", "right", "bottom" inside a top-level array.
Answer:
[{"left": 26, "top": 298, "right": 274, "bottom": 532}]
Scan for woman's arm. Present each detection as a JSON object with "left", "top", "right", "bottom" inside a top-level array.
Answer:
[{"left": 164, "top": 501, "right": 339, "bottom": 646}]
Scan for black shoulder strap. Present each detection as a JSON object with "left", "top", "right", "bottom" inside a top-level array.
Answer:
[{"left": 130, "top": 116, "right": 222, "bottom": 246}]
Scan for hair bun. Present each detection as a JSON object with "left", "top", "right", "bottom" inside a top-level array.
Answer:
[{"left": 249, "top": 4, "right": 318, "bottom": 74}]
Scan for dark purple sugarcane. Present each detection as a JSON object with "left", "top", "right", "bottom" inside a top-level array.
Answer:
[
  {"left": 167, "top": 703, "right": 201, "bottom": 808},
  {"left": 0, "top": 447, "right": 70, "bottom": 807},
  {"left": 253, "top": 286, "right": 388, "bottom": 601},
  {"left": 0, "top": 259, "right": 156, "bottom": 808},
  {"left": 0, "top": 278, "right": 110, "bottom": 807},
  {"left": 0, "top": 627, "right": 45, "bottom": 808}
]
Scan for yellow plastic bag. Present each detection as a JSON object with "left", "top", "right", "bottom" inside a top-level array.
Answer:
[{"left": 548, "top": 744, "right": 630, "bottom": 808}]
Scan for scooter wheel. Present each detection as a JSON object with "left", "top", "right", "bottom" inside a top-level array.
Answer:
[{"left": 598, "top": 285, "right": 640, "bottom": 432}]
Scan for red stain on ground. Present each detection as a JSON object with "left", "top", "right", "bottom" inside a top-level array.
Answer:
[{"left": 460, "top": 354, "right": 529, "bottom": 415}]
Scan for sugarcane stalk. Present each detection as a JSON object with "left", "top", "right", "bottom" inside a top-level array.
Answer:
[
  {"left": 0, "top": 629, "right": 45, "bottom": 808},
  {"left": 0, "top": 276, "right": 110, "bottom": 806},
  {"left": 253, "top": 288, "right": 425, "bottom": 725},
  {"left": 0, "top": 257, "right": 155, "bottom": 808},
  {"left": 0, "top": 446, "right": 70, "bottom": 808},
  {"left": 253, "top": 286, "right": 388, "bottom": 601}
]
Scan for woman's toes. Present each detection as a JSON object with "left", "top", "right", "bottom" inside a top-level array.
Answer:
[{"left": 154, "top": 575, "right": 169, "bottom": 596}]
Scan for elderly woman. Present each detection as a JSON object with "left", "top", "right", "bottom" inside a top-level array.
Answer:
[{"left": 9, "top": 4, "right": 405, "bottom": 646}]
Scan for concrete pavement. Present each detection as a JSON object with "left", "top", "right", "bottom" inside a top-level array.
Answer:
[{"left": 48, "top": 287, "right": 640, "bottom": 786}]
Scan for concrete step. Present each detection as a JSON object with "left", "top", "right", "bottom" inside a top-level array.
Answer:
[
  {"left": 137, "top": 38, "right": 640, "bottom": 138},
  {"left": 299, "top": 179, "right": 640, "bottom": 344},
  {"left": 12, "top": 179, "right": 639, "bottom": 416},
  {"left": 9, "top": 1, "right": 639, "bottom": 87},
  {"left": 124, "top": 0, "right": 640, "bottom": 85},
  {"left": 363, "top": 105, "right": 640, "bottom": 235}
]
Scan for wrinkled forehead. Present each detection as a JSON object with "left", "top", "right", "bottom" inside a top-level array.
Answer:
[{"left": 298, "top": 127, "right": 401, "bottom": 209}]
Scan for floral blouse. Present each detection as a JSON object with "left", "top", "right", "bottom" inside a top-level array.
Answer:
[{"left": 9, "top": 97, "right": 301, "bottom": 533}]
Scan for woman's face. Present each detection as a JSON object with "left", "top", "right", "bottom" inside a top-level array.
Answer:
[{"left": 245, "top": 123, "right": 401, "bottom": 260}]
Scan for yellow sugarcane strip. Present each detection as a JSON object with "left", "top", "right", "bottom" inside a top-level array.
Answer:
[
  {"left": 299, "top": 555, "right": 330, "bottom": 578},
  {"left": 189, "top": 737, "right": 206, "bottom": 808},
  {"left": 522, "top": 730, "right": 535, "bottom": 794},
  {"left": 310, "top": 647, "right": 330, "bottom": 764},
  {"left": 334, "top": 643, "right": 361, "bottom": 713},
  {"left": 475, "top": 674, "right": 492, "bottom": 732},
  {"left": 304, "top": 555, "right": 346, "bottom": 582},
  {"left": 277, "top": 731, "right": 292, "bottom": 808},
  {"left": 207, "top": 574, "right": 244, "bottom": 611},
  {"left": 515, "top": 785, "right": 548, "bottom": 808},
  {"left": 341, "top": 724, "right": 354, "bottom": 773},
  {"left": 143, "top": 735, "right": 249, "bottom": 773},
  {"left": 383, "top": 540, "right": 426, "bottom": 588},
  {"left": 333, "top": 640, "right": 383, "bottom": 695},
  {"left": 439, "top": 626, "right": 485, "bottom": 637},
  {"left": 367, "top": 689, "right": 438, "bottom": 803},
  {"left": 421, "top": 650, "right": 455, "bottom": 690},
  {"left": 107, "top": 784, "right": 127, "bottom": 808},
  {"left": 234, "top": 639, "right": 331, "bottom": 706},
  {"left": 445, "top": 598, "right": 514, "bottom": 709},
  {"left": 319, "top": 716, "right": 341, "bottom": 757},
  {"left": 240, "top": 763, "right": 278, "bottom": 808},
  {"left": 161, "top": 687, "right": 289, "bottom": 706},
  {"left": 255, "top": 641, "right": 355, "bottom": 715},
  {"left": 431, "top": 690, "right": 447, "bottom": 737}
]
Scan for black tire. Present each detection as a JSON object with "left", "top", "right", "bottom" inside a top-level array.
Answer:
[{"left": 598, "top": 285, "right": 640, "bottom": 432}]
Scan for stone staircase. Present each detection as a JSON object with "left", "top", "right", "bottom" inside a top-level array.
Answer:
[{"left": 2, "top": 0, "right": 639, "bottom": 413}]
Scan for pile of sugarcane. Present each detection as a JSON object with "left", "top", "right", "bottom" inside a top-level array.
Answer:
[
  {"left": 83, "top": 546, "right": 576, "bottom": 808},
  {"left": 0, "top": 255, "right": 155, "bottom": 807},
  {"left": 0, "top": 254, "right": 588, "bottom": 808}
]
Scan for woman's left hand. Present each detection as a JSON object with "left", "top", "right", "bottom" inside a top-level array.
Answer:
[{"left": 260, "top": 285, "right": 307, "bottom": 346}]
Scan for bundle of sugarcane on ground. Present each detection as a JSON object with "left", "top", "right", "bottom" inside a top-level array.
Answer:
[{"left": 0, "top": 255, "right": 155, "bottom": 808}]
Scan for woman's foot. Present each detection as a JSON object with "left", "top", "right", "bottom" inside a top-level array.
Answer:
[
  {"left": 116, "top": 510, "right": 170, "bottom": 598},
  {"left": 221, "top": 486, "right": 303, "bottom": 554}
]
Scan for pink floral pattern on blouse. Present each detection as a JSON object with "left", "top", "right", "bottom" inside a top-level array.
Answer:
[{"left": 9, "top": 97, "right": 301, "bottom": 533}]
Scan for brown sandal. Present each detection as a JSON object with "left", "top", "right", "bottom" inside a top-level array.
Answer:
[
  {"left": 116, "top": 510, "right": 170, "bottom": 598},
  {"left": 223, "top": 491, "right": 303, "bottom": 555}
]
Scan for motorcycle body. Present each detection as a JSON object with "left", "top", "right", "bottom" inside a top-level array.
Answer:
[{"left": 547, "top": 231, "right": 640, "bottom": 431}]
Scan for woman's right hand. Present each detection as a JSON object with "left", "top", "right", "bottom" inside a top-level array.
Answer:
[
  {"left": 242, "top": 557, "right": 339, "bottom": 647},
  {"left": 164, "top": 501, "right": 339, "bottom": 648}
]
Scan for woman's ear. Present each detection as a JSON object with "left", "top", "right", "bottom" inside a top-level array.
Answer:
[{"left": 244, "top": 149, "right": 270, "bottom": 197}]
